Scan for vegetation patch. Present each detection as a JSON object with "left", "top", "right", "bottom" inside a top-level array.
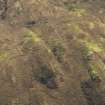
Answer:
[
  {"left": 52, "top": 45, "right": 65, "bottom": 62},
  {"left": 24, "top": 30, "right": 41, "bottom": 44},
  {"left": 79, "top": 39, "right": 104, "bottom": 54},
  {"left": 63, "top": 3, "right": 86, "bottom": 16},
  {"left": 68, "top": 23, "right": 89, "bottom": 36},
  {"left": 88, "top": 63, "right": 100, "bottom": 81},
  {"left": 22, "top": 30, "right": 42, "bottom": 51},
  {"left": 64, "top": 3, "right": 80, "bottom": 11},
  {"left": 71, "top": 8, "right": 86, "bottom": 17},
  {"left": 48, "top": 38, "right": 65, "bottom": 62},
  {"left": 34, "top": 65, "right": 58, "bottom": 89},
  {"left": 0, "top": 52, "right": 9, "bottom": 61},
  {"left": 71, "top": 24, "right": 84, "bottom": 33},
  {"left": 78, "top": 38, "right": 105, "bottom": 81},
  {"left": 81, "top": 79, "right": 104, "bottom": 105},
  {"left": 64, "top": 3, "right": 77, "bottom": 11}
]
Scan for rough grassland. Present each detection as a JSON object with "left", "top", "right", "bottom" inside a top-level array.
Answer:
[{"left": 0, "top": 0, "right": 105, "bottom": 105}]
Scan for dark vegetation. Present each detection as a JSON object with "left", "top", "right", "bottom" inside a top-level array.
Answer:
[
  {"left": 81, "top": 79, "right": 105, "bottom": 105},
  {"left": 34, "top": 65, "right": 58, "bottom": 89},
  {"left": 0, "top": 0, "right": 8, "bottom": 19}
]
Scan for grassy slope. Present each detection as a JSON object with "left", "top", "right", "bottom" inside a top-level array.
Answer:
[{"left": 0, "top": 0, "right": 105, "bottom": 105}]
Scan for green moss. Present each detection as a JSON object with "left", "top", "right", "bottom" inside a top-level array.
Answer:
[
  {"left": 80, "top": 40, "right": 104, "bottom": 54},
  {"left": 24, "top": 30, "right": 41, "bottom": 44},
  {"left": 88, "top": 64, "right": 100, "bottom": 81},
  {"left": 22, "top": 30, "right": 42, "bottom": 52},
  {"left": 78, "top": 38, "right": 104, "bottom": 81}
]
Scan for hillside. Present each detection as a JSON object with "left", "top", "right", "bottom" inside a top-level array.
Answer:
[{"left": 0, "top": 0, "right": 105, "bottom": 105}]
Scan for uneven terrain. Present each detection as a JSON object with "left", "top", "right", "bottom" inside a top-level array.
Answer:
[{"left": 0, "top": 0, "right": 105, "bottom": 105}]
